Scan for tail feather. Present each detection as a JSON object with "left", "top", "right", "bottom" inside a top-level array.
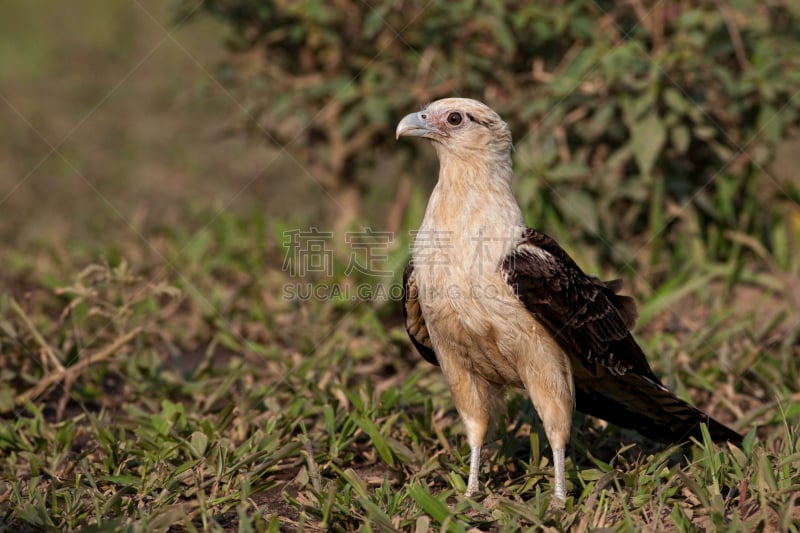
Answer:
[{"left": 573, "top": 363, "right": 742, "bottom": 446}]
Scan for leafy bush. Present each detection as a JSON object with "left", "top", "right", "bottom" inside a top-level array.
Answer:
[{"left": 179, "top": 0, "right": 800, "bottom": 269}]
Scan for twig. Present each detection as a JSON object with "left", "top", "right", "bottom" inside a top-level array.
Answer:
[
  {"left": 303, "top": 437, "right": 322, "bottom": 493},
  {"left": 627, "top": 0, "right": 652, "bottom": 35},
  {"left": 15, "top": 327, "right": 142, "bottom": 406},
  {"left": 387, "top": 174, "right": 411, "bottom": 235},
  {"left": 651, "top": 1, "right": 665, "bottom": 52},
  {"left": 10, "top": 298, "right": 64, "bottom": 372},
  {"left": 554, "top": 125, "right": 571, "bottom": 163},
  {"left": 714, "top": 0, "right": 751, "bottom": 70}
]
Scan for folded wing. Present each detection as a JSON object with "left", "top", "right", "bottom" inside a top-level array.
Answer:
[
  {"left": 402, "top": 261, "right": 438, "bottom": 366},
  {"left": 502, "top": 228, "right": 742, "bottom": 444}
]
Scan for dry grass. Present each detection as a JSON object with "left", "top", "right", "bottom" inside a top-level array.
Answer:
[{"left": 0, "top": 2, "right": 798, "bottom": 531}]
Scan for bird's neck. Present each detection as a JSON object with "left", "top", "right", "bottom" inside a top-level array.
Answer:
[
  {"left": 415, "top": 152, "right": 525, "bottom": 269},
  {"left": 421, "top": 152, "right": 524, "bottom": 234}
]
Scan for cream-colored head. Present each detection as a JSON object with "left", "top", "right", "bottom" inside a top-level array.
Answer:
[{"left": 396, "top": 98, "right": 512, "bottom": 161}]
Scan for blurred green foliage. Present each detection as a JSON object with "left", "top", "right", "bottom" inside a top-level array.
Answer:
[
  {"left": 2, "top": 3, "right": 798, "bottom": 529},
  {"left": 180, "top": 0, "right": 800, "bottom": 268}
]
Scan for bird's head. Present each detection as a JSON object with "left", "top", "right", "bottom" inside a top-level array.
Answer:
[{"left": 396, "top": 98, "right": 512, "bottom": 160}]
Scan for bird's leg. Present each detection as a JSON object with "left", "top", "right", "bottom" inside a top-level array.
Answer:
[
  {"left": 541, "top": 428, "right": 569, "bottom": 502},
  {"left": 445, "top": 370, "right": 499, "bottom": 497},
  {"left": 552, "top": 445, "right": 566, "bottom": 501},
  {"left": 457, "top": 405, "right": 489, "bottom": 497},
  {"left": 521, "top": 363, "right": 573, "bottom": 502},
  {"left": 465, "top": 436, "right": 482, "bottom": 496}
]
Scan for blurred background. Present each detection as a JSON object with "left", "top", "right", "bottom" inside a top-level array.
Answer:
[
  {"left": 1, "top": 0, "right": 799, "bottom": 529},
  {"left": 3, "top": 0, "right": 800, "bottom": 281}
]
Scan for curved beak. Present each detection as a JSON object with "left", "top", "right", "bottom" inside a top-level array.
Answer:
[{"left": 396, "top": 112, "right": 438, "bottom": 140}]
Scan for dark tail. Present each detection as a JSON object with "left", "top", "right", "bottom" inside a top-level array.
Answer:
[{"left": 574, "top": 365, "right": 743, "bottom": 446}]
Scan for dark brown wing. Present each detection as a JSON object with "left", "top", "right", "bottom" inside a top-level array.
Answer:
[
  {"left": 502, "top": 228, "right": 656, "bottom": 380},
  {"left": 503, "top": 229, "right": 742, "bottom": 445},
  {"left": 402, "top": 261, "right": 438, "bottom": 366}
]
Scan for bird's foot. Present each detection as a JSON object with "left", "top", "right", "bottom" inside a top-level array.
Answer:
[{"left": 464, "top": 470, "right": 481, "bottom": 498}]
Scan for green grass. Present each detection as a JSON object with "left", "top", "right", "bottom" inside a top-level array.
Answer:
[
  {"left": 0, "top": 209, "right": 798, "bottom": 531},
  {"left": 1, "top": 1, "right": 799, "bottom": 531}
]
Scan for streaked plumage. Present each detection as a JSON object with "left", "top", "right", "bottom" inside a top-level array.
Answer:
[{"left": 396, "top": 98, "right": 741, "bottom": 501}]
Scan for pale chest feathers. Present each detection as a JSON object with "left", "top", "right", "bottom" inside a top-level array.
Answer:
[
  {"left": 413, "top": 179, "right": 525, "bottom": 275},
  {"left": 411, "top": 185, "right": 524, "bottom": 314},
  {"left": 411, "top": 185, "right": 556, "bottom": 385}
]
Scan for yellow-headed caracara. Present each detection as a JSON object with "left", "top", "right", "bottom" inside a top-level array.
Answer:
[{"left": 396, "top": 98, "right": 741, "bottom": 501}]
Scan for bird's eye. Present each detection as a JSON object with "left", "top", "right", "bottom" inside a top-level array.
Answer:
[{"left": 447, "top": 112, "right": 463, "bottom": 126}]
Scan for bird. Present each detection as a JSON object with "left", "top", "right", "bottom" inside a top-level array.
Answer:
[{"left": 396, "top": 98, "right": 742, "bottom": 501}]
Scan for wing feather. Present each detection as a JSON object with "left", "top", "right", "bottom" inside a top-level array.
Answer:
[
  {"left": 502, "top": 228, "right": 741, "bottom": 445},
  {"left": 502, "top": 229, "right": 656, "bottom": 381},
  {"left": 402, "top": 261, "right": 438, "bottom": 366}
]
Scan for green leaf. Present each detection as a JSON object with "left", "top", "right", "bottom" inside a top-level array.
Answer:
[
  {"left": 670, "top": 124, "right": 691, "bottom": 153},
  {"left": 357, "top": 498, "right": 395, "bottom": 530},
  {"left": 351, "top": 413, "right": 395, "bottom": 467},
  {"left": 630, "top": 111, "right": 666, "bottom": 177},
  {"left": 188, "top": 431, "right": 209, "bottom": 458},
  {"left": 408, "top": 484, "right": 452, "bottom": 526},
  {"left": 491, "top": 19, "right": 515, "bottom": 52},
  {"left": 556, "top": 189, "right": 598, "bottom": 234},
  {"left": 663, "top": 88, "right": 689, "bottom": 114},
  {"left": 151, "top": 414, "right": 171, "bottom": 436}
]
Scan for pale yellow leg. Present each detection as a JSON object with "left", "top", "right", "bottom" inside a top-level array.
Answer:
[
  {"left": 446, "top": 370, "right": 501, "bottom": 497},
  {"left": 519, "top": 362, "right": 573, "bottom": 502}
]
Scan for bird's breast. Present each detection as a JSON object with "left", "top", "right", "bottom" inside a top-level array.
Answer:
[
  {"left": 409, "top": 183, "right": 565, "bottom": 385},
  {"left": 411, "top": 225, "right": 535, "bottom": 385}
]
